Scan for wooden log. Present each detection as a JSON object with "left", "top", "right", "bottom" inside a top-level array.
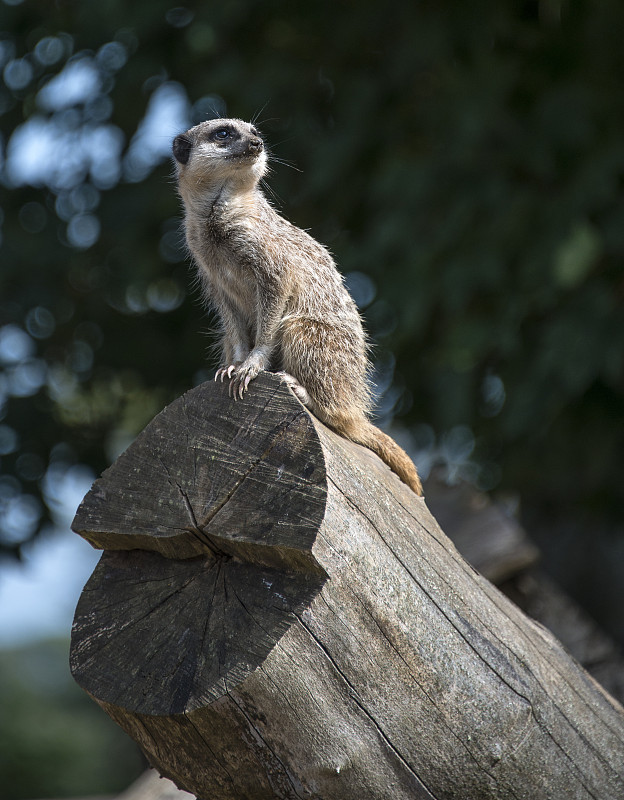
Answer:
[
  {"left": 70, "top": 372, "right": 624, "bottom": 800},
  {"left": 425, "top": 476, "right": 624, "bottom": 707}
]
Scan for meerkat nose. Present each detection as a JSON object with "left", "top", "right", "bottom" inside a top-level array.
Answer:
[{"left": 248, "top": 137, "right": 263, "bottom": 153}]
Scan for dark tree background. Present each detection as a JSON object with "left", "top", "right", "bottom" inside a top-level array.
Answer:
[{"left": 1, "top": 0, "right": 623, "bottom": 646}]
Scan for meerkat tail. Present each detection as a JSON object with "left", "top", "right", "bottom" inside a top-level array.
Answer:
[
  {"left": 361, "top": 423, "right": 423, "bottom": 495},
  {"left": 337, "top": 418, "right": 423, "bottom": 496}
]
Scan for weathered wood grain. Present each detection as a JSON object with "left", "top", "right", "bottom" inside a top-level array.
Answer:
[
  {"left": 72, "top": 377, "right": 326, "bottom": 571},
  {"left": 70, "top": 372, "right": 624, "bottom": 800},
  {"left": 72, "top": 548, "right": 325, "bottom": 715}
]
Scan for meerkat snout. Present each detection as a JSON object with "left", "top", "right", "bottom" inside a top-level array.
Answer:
[{"left": 247, "top": 136, "right": 263, "bottom": 154}]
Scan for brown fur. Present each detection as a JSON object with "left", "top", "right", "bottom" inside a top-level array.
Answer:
[{"left": 173, "top": 118, "right": 422, "bottom": 495}]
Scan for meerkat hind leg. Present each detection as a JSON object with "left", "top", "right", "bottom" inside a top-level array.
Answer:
[
  {"left": 275, "top": 371, "right": 311, "bottom": 405},
  {"left": 280, "top": 317, "right": 370, "bottom": 422}
]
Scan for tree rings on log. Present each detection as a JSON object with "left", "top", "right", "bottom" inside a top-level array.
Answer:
[{"left": 71, "top": 548, "right": 325, "bottom": 715}]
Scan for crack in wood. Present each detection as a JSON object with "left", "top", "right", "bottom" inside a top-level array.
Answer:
[
  {"left": 196, "top": 558, "right": 224, "bottom": 698},
  {"left": 258, "top": 664, "right": 303, "bottom": 721},
  {"left": 184, "top": 714, "right": 238, "bottom": 788},
  {"left": 315, "top": 588, "right": 494, "bottom": 779},
  {"left": 195, "top": 411, "right": 308, "bottom": 531},
  {"left": 231, "top": 585, "right": 281, "bottom": 644},
  {"left": 225, "top": 688, "right": 309, "bottom": 800},
  {"left": 295, "top": 614, "right": 438, "bottom": 800},
  {"left": 330, "top": 476, "right": 619, "bottom": 795},
  {"left": 157, "top": 453, "right": 228, "bottom": 559},
  {"left": 86, "top": 574, "right": 201, "bottom": 651},
  {"left": 176, "top": 479, "right": 229, "bottom": 559}
]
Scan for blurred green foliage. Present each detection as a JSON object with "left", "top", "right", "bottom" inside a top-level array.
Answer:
[
  {"left": 1, "top": 2, "right": 623, "bottom": 796},
  {"left": 0, "top": 0, "right": 622, "bottom": 552},
  {"left": 0, "top": 638, "right": 144, "bottom": 798}
]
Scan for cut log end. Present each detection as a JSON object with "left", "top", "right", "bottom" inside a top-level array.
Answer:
[
  {"left": 71, "top": 548, "right": 325, "bottom": 716},
  {"left": 71, "top": 374, "right": 328, "bottom": 570}
]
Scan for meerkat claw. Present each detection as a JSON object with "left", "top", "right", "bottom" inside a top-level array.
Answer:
[
  {"left": 227, "top": 372, "right": 246, "bottom": 400},
  {"left": 215, "top": 364, "right": 238, "bottom": 383}
]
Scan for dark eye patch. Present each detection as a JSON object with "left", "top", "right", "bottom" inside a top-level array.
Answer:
[{"left": 210, "top": 126, "right": 237, "bottom": 142}]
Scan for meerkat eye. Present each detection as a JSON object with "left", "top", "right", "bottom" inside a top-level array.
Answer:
[{"left": 212, "top": 128, "right": 232, "bottom": 141}]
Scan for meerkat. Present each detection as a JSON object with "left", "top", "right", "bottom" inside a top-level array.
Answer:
[{"left": 172, "top": 118, "right": 422, "bottom": 495}]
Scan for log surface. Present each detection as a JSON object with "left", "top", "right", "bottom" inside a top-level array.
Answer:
[
  {"left": 71, "top": 372, "right": 624, "bottom": 800},
  {"left": 72, "top": 378, "right": 326, "bottom": 570}
]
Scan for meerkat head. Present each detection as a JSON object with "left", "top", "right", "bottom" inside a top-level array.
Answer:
[{"left": 172, "top": 118, "right": 267, "bottom": 200}]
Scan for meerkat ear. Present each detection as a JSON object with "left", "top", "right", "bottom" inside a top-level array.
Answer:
[{"left": 172, "top": 134, "right": 192, "bottom": 165}]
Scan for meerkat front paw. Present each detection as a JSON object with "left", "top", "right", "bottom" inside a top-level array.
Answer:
[{"left": 228, "top": 351, "right": 268, "bottom": 399}]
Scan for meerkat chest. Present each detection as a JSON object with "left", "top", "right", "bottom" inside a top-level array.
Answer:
[
  {"left": 191, "top": 227, "right": 258, "bottom": 315},
  {"left": 215, "top": 248, "right": 255, "bottom": 305}
]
